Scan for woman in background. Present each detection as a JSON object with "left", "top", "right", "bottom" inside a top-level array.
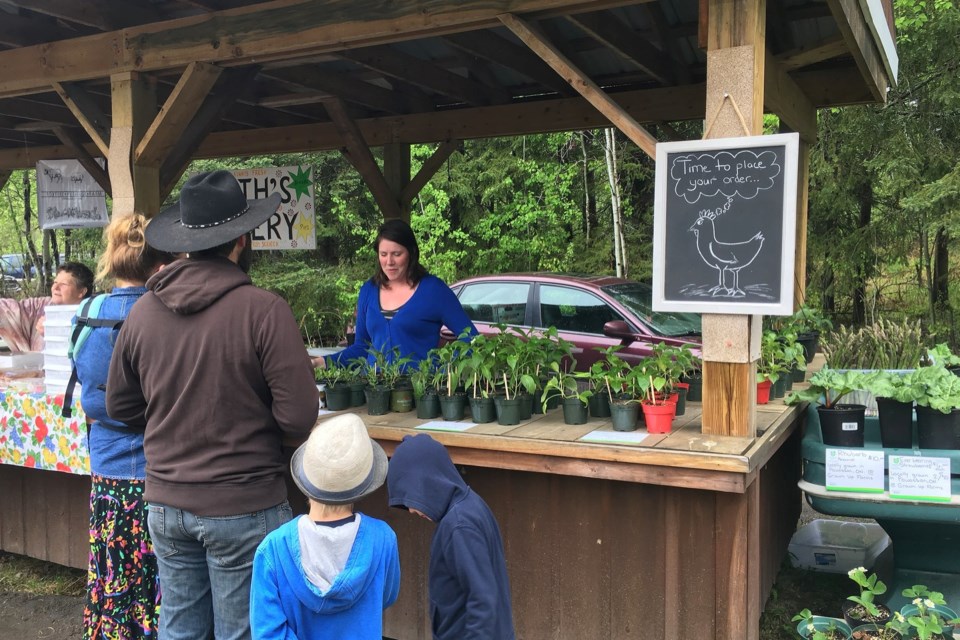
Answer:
[
  {"left": 320, "top": 219, "right": 476, "bottom": 369},
  {"left": 77, "top": 215, "right": 174, "bottom": 639},
  {"left": 52, "top": 261, "right": 94, "bottom": 305}
]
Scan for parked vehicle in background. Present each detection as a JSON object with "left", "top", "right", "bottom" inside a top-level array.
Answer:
[
  {"left": 448, "top": 273, "right": 702, "bottom": 369},
  {"left": 0, "top": 254, "right": 30, "bottom": 279}
]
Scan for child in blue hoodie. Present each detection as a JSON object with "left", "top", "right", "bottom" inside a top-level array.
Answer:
[
  {"left": 387, "top": 433, "right": 516, "bottom": 640},
  {"left": 250, "top": 413, "right": 400, "bottom": 640}
]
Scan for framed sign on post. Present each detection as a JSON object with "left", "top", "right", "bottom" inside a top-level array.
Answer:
[
  {"left": 653, "top": 133, "right": 800, "bottom": 315},
  {"left": 231, "top": 165, "right": 316, "bottom": 250}
]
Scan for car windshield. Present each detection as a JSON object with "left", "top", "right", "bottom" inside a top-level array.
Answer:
[{"left": 602, "top": 282, "right": 701, "bottom": 337}]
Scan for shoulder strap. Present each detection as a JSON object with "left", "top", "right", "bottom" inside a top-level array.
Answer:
[{"left": 62, "top": 294, "right": 123, "bottom": 419}]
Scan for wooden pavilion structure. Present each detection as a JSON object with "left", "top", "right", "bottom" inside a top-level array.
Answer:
[{"left": 0, "top": 0, "right": 897, "bottom": 638}]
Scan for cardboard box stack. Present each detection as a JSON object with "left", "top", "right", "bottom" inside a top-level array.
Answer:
[{"left": 43, "top": 303, "right": 79, "bottom": 395}]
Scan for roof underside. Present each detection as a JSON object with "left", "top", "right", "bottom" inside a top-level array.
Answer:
[{"left": 0, "top": 0, "right": 896, "bottom": 170}]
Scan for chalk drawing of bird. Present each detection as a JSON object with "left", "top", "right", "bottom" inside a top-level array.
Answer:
[{"left": 688, "top": 215, "right": 764, "bottom": 297}]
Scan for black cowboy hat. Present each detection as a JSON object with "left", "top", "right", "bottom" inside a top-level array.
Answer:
[{"left": 145, "top": 170, "right": 282, "bottom": 253}]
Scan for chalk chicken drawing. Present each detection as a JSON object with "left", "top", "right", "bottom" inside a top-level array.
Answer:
[{"left": 688, "top": 213, "right": 764, "bottom": 297}]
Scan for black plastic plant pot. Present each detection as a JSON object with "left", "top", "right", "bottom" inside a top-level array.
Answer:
[
  {"left": 324, "top": 385, "right": 352, "bottom": 412},
  {"left": 469, "top": 396, "right": 497, "bottom": 423},
  {"left": 518, "top": 393, "right": 533, "bottom": 420},
  {"left": 416, "top": 392, "right": 441, "bottom": 419},
  {"left": 365, "top": 386, "right": 391, "bottom": 416},
  {"left": 797, "top": 332, "right": 820, "bottom": 364},
  {"left": 792, "top": 366, "right": 807, "bottom": 383},
  {"left": 589, "top": 392, "right": 611, "bottom": 418},
  {"left": 916, "top": 405, "right": 960, "bottom": 450},
  {"left": 439, "top": 393, "right": 467, "bottom": 421},
  {"left": 610, "top": 402, "right": 639, "bottom": 432},
  {"left": 561, "top": 397, "right": 588, "bottom": 425},
  {"left": 817, "top": 404, "right": 866, "bottom": 447},
  {"left": 349, "top": 382, "right": 366, "bottom": 407},
  {"left": 532, "top": 387, "right": 546, "bottom": 414},
  {"left": 496, "top": 397, "right": 523, "bottom": 426},
  {"left": 390, "top": 386, "right": 414, "bottom": 413},
  {"left": 674, "top": 385, "right": 688, "bottom": 416},
  {"left": 875, "top": 397, "right": 913, "bottom": 448},
  {"left": 684, "top": 376, "right": 703, "bottom": 402},
  {"left": 771, "top": 376, "right": 787, "bottom": 399}
]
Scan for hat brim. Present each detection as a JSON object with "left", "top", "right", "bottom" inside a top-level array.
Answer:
[
  {"left": 145, "top": 192, "right": 282, "bottom": 253},
  {"left": 290, "top": 437, "right": 388, "bottom": 505}
]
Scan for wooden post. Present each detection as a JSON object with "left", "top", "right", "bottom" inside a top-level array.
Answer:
[
  {"left": 109, "top": 72, "right": 160, "bottom": 218},
  {"left": 699, "top": 0, "right": 767, "bottom": 439},
  {"left": 383, "top": 142, "right": 411, "bottom": 222},
  {"left": 794, "top": 140, "right": 810, "bottom": 306}
]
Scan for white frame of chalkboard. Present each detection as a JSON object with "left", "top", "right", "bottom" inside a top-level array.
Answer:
[{"left": 652, "top": 133, "right": 799, "bottom": 316}]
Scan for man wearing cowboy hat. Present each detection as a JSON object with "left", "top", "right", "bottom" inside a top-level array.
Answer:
[{"left": 107, "top": 170, "right": 320, "bottom": 640}]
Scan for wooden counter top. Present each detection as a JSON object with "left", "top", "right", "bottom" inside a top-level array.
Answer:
[{"left": 310, "top": 399, "right": 804, "bottom": 494}]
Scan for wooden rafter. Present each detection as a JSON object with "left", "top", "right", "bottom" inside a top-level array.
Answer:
[
  {"left": 323, "top": 97, "right": 401, "bottom": 219},
  {"left": 159, "top": 66, "right": 260, "bottom": 199},
  {"left": 763, "top": 50, "right": 816, "bottom": 144},
  {"left": 0, "top": 98, "right": 76, "bottom": 127},
  {"left": 340, "top": 46, "right": 510, "bottom": 107},
  {"left": 778, "top": 35, "right": 848, "bottom": 71},
  {"left": 499, "top": 13, "right": 658, "bottom": 159},
  {"left": 400, "top": 139, "right": 460, "bottom": 206},
  {"left": 643, "top": 3, "right": 692, "bottom": 85},
  {"left": 0, "top": 0, "right": 643, "bottom": 98},
  {"left": 5, "top": 0, "right": 160, "bottom": 31},
  {"left": 442, "top": 31, "right": 576, "bottom": 97},
  {"left": 51, "top": 125, "right": 111, "bottom": 196},
  {"left": 565, "top": 11, "right": 675, "bottom": 85},
  {"left": 136, "top": 61, "right": 223, "bottom": 167},
  {"left": 52, "top": 82, "right": 111, "bottom": 156},
  {"left": 263, "top": 67, "right": 432, "bottom": 114}
]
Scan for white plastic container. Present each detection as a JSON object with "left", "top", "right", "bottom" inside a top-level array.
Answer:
[{"left": 788, "top": 519, "right": 891, "bottom": 573}]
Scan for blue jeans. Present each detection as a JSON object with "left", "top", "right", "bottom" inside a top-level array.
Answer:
[{"left": 147, "top": 501, "right": 293, "bottom": 640}]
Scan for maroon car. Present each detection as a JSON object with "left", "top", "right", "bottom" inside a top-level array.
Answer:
[{"left": 448, "top": 273, "right": 702, "bottom": 370}]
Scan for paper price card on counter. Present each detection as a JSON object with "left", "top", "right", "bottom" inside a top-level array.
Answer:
[
  {"left": 825, "top": 448, "right": 885, "bottom": 493},
  {"left": 889, "top": 456, "right": 952, "bottom": 502},
  {"left": 415, "top": 421, "right": 477, "bottom": 433}
]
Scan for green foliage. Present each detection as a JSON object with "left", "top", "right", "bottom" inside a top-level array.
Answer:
[
  {"left": 786, "top": 367, "right": 868, "bottom": 408},
  {"left": 821, "top": 319, "right": 926, "bottom": 370},
  {"left": 846, "top": 567, "right": 887, "bottom": 619}
]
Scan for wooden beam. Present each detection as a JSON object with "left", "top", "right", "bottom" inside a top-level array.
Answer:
[
  {"left": 400, "top": 139, "right": 459, "bottom": 205},
  {"left": 52, "top": 82, "right": 112, "bottom": 157},
  {"left": 793, "top": 139, "right": 810, "bottom": 307},
  {"left": 109, "top": 72, "right": 159, "bottom": 217},
  {"left": 825, "top": 0, "right": 890, "bottom": 102},
  {"left": 0, "top": 0, "right": 646, "bottom": 98},
  {"left": 136, "top": 62, "right": 223, "bottom": 167},
  {"left": 565, "top": 11, "right": 675, "bottom": 85},
  {"left": 777, "top": 35, "right": 848, "bottom": 71},
  {"left": 340, "top": 46, "right": 510, "bottom": 107},
  {"left": 264, "top": 67, "right": 432, "bottom": 114},
  {"left": 51, "top": 125, "right": 111, "bottom": 196},
  {"left": 159, "top": 66, "right": 260, "bottom": 201},
  {"left": 763, "top": 49, "right": 816, "bottom": 144},
  {"left": 323, "top": 98, "right": 401, "bottom": 219},
  {"left": 442, "top": 31, "right": 576, "bottom": 98},
  {"left": 0, "top": 84, "right": 709, "bottom": 169},
  {"left": 499, "top": 13, "right": 658, "bottom": 159}
]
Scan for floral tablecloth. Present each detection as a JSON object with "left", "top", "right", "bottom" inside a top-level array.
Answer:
[{"left": 0, "top": 391, "right": 89, "bottom": 474}]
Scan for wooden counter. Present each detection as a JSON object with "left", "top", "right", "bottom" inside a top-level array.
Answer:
[{"left": 321, "top": 399, "right": 805, "bottom": 640}]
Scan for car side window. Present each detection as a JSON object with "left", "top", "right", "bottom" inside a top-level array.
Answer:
[
  {"left": 457, "top": 282, "right": 530, "bottom": 325},
  {"left": 539, "top": 285, "right": 621, "bottom": 334}
]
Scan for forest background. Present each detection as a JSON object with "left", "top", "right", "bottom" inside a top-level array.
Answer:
[{"left": 0, "top": 0, "right": 957, "bottom": 348}]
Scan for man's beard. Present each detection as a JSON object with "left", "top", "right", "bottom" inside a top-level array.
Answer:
[{"left": 237, "top": 239, "right": 254, "bottom": 273}]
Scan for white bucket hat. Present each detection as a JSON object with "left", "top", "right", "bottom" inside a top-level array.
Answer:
[{"left": 290, "top": 413, "right": 387, "bottom": 504}]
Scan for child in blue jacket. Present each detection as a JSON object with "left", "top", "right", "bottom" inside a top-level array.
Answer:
[
  {"left": 388, "top": 433, "right": 515, "bottom": 640},
  {"left": 251, "top": 413, "right": 400, "bottom": 639}
]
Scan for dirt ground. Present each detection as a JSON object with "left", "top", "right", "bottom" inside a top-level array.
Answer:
[{"left": 0, "top": 592, "right": 85, "bottom": 640}]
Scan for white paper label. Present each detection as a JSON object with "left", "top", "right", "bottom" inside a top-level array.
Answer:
[
  {"left": 825, "top": 448, "right": 885, "bottom": 493},
  {"left": 889, "top": 456, "right": 952, "bottom": 502}
]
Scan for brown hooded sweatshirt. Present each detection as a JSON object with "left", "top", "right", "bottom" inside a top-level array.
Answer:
[{"left": 106, "top": 256, "right": 319, "bottom": 516}]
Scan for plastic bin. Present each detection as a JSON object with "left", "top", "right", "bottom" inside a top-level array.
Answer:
[{"left": 788, "top": 519, "right": 890, "bottom": 573}]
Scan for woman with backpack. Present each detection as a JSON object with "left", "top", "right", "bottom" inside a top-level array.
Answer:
[{"left": 75, "top": 214, "right": 175, "bottom": 639}]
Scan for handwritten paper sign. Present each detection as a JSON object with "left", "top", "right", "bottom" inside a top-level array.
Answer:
[
  {"left": 580, "top": 429, "right": 650, "bottom": 445},
  {"left": 231, "top": 166, "right": 316, "bottom": 250},
  {"left": 653, "top": 133, "right": 799, "bottom": 315},
  {"left": 889, "top": 456, "right": 952, "bottom": 502},
  {"left": 416, "top": 421, "right": 477, "bottom": 433},
  {"left": 825, "top": 448, "right": 885, "bottom": 493},
  {"left": 36, "top": 159, "right": 109, "bottom": 229}
]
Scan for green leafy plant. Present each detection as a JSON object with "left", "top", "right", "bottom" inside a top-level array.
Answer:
[
  {"left": 758, "top": 330, "right": 789, "bottom": 383},
  {"left": 786, "top": 367, "right": 868, "bottom": 408},
  {"left": 927, "top": 343, "right": 960, "bottom": 368},
  {"left": 846, "top": 567, "right": 888, "bottom": 621},
  {"left": 316, "top": 360, "right": 351, "bottom": 387},
  {"left": 540, "top": 361, "right": 592, "bottom": 411},
  {"left": 861, "top": 369, "right": 918, "bottom": 404},
  {"left": 910, "top": 365, "right": 960, "bottom": 414},
  {"left": 900, "top": 584, "right": 957, "bottom": 640},
  {"left": 791, "top": 608, "right": 847, "bottom": 640},
  {"left": 821, "top": 319, "right": 925, "bottom": 370}
]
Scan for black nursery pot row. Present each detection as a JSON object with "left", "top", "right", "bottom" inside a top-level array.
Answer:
[{"left": 818, "top": 401, "right": 960, "bottom": 449}]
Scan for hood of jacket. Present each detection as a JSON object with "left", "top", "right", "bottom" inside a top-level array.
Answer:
[
  {"left": 147, "top": 256, "right": 250, "bottom": 315},
  {"left": 275, "top": 517, "right": 385, "bottom": 614},
  {"left": 387, "top": 433, "right": 467, "bottom": 522}
]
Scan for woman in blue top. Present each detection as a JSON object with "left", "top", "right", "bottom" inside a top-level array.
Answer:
[
  {"left": 77, "top": 214, "right": 175, "bottom": 640},
  {"left": 321, "top": 220, "right": 476, "bottom": 369}
]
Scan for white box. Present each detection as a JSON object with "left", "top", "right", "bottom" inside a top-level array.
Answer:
[
  {"left": 0, "top": 352, "right": 44, "bottom": 369},
  {"left": 788, "top": 519, "right": 890, "bottom": 573}
]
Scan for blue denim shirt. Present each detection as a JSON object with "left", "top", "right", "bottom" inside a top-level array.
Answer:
[{"left": 74, "top": 286, "right": 147, "bottom": 479}]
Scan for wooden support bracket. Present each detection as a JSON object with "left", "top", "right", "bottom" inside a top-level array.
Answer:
[
  {"left": 400, "top": 139, "right": 460, "bottom": 206},
  {"left": 52, "top": 81, "right": 111, "bottom": 157}
]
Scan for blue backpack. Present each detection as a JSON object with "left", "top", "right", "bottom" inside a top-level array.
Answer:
[{"left": 61, "top": 294, "right": 124, "bottom": 419}]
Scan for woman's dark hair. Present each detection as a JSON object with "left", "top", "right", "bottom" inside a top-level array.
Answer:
[
  {"left": 371, "top": 219, "right": 427, "bottom": 288},
  {"left": 57, "top": 262, "right": 95, "bottom": 299}
]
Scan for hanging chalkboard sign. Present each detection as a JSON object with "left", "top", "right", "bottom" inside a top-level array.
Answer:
[{"left": 652, "top": 133, "right": 799, "bottom": 316}]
